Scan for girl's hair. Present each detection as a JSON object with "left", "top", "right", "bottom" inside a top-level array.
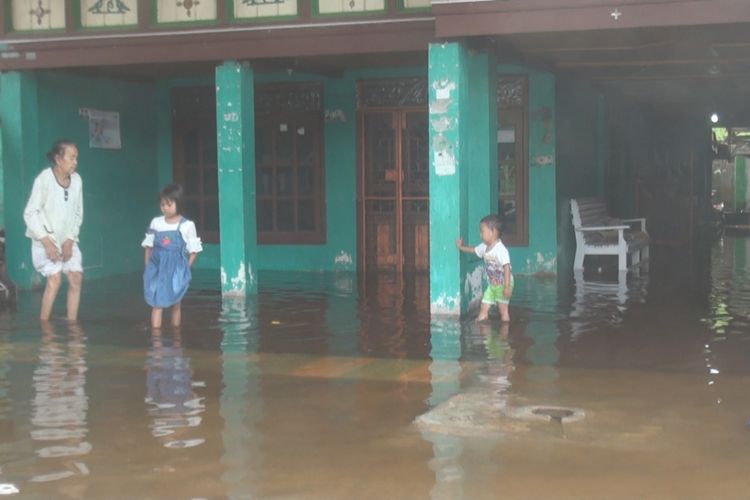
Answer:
[
  {"left": 46, "top": 139, "right": 76, "bottom": 164},
  {"left": 160, "top": 183, "right": 185, "bottom": 214},
  {"left": 480, "top": 214, "right": 503, "bottom": 236}
]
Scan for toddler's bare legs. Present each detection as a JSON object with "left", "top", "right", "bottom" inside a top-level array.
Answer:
[
  {"left": 476, "top": 303, "right": 491, "bottom": 322},
  {"left": 499, "top": 303, "right": 511, "bottom": 323},
  {"left": 171, "top": 302, "right": 182, "bottom": 328}
]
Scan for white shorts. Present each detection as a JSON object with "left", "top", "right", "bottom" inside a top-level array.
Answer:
[{"left": 31, "top": 242, "right": 83, "bottom": 277}]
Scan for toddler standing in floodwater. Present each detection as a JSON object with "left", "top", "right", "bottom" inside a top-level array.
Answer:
[
  {"left": 456, "top": 214, "right": 513, "bottom": 322},
  {"left": 142, "top": 184, "right": 202, "bottom": 329}
]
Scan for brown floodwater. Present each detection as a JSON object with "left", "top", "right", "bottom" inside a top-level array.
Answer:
[{"left": 1, "top": 238, "right": 750, "bottom": 499}]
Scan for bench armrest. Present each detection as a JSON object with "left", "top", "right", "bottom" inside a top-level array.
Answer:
[
  {"left": 622, "top": 218, "right": 647, "bottom": 231},
  {"left": 576, "top": 225, "right": 629, "bottom": 231}
]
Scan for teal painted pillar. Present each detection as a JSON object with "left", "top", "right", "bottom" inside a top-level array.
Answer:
[
  {"left": 0, "top": 72, "right": 41, "bottom": 289},
  {"left": 324, "top": 77, "right": 358, "bottom": 272},
  {"left": 429, "top": 43, "right": 495, "bottom": 315},
  {"left": 216, "top": 61, "right": 258, "bottom": 295},
  {"left": 429, "top": 42, "right": 468, "bottom": 316}
]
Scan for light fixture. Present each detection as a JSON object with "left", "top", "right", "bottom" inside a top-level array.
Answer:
[{"left": 711, "top": 113, "right": 719, "bottom": 124}]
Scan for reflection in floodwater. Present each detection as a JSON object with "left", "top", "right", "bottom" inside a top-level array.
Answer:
[
  {"left": 419, "top": 322, "right": 517, "bottom": 500},
  {"left": 0, "top": 238, "right": 749, "bottom": 497},
  {"left": 145, "top": 329, "right": 206, "bottom": 449},
  {"left": 30, "top": 322, "right": 90, "bottom": 484},
  {"left": 567, "top": 270, "right": 648, "bottom": 340},
  {"left": 421, "top": 320, "right": 464, "bottom": 500},
  {"left": 219, "top": 296, "right": 261, "bottom": 498},
  {"left": 0, "top": 325, "right": 11, "bottom": 445}
]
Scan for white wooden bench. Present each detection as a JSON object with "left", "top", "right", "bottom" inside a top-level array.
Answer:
[{"left": 570, "top": 198, "right": 649, "bottom": 272}]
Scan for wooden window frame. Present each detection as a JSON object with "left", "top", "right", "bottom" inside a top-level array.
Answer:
[
  {"left": 171, "top": 86, "right": 220, "bottom": 244},
  {"left": 497, "top": 75, "right": 529, "bottom": 247},
  {"left": 255, "top": 82, "right": 326, "bottom": 245}
]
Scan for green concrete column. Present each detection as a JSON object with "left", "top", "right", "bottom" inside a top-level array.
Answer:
[
  {"left": 0, "top": 72, "right": 41, "bottom": 289},
  {"left": 216, "top": 61, "right": 258, "bottom": 296},
  {"left": 429, "top": 43, "right": 496, "bottom": 316}
]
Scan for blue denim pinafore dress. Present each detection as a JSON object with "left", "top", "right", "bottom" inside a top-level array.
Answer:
[{"left": 143, "top": 218, "right": 192, "bottom": 308}]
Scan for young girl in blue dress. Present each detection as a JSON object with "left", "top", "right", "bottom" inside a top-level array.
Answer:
[{"left": 142, "top": 184, "right": 202, "bottom": 329}]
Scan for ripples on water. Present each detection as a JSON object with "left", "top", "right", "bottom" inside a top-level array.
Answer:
[
  {"left": 145, "top": 331, "right": 206, "bottom": 449},
  {"left": 30, "top": 323, "right": 90, "bottom": 484},
  {"left": 0, "top": 237, "right": 749, "bottom": 497}
]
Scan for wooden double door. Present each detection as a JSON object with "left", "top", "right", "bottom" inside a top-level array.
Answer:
[{"left": 360, "top": 109, "right": 429, "bottom": 274}]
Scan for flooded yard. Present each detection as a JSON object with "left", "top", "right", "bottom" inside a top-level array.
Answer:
[{"left": 1, "top": 238, "right": 750, "bottom": 499}]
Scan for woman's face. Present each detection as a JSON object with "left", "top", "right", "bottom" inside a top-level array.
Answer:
[{"left": 55, "top": 145, "right": 78, "bottom": 177}]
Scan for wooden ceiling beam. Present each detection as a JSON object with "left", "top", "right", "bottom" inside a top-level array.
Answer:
[
  {"left": 435, "top": 0, "right": 750, "bottom": 37},
  {"left": 0, "top": 21, "right": 435, "bottom": 71},
  {"left": 558, "top": 57, "right": 750, "bottom": 69},
  {"left": 591, "top": 73, "right": 750, "bottom": 81}
]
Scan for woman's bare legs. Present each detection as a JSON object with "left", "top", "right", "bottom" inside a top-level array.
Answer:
[
  {"left": 40, "top": 273, "right": 62, "bottom": 321},
  {"left": 66, "top": 271, "right": 83, "bottom": 321}
]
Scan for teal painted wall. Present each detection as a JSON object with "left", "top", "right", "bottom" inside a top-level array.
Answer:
[
  {"left": 254, "top": 71, "right": 357, "bottom": 273},
  {"left": 0, "top": 72, "right": 40, "bottom": 287},
  {"left": 155, "top": 63, "right": 556, "bottom": 278},
  {"left": 498, "top": 66, "right": 557, "bottom": 274},
  {"left": 35, "top": 72, "right": 159, "bottom": 280},
  {"left": 1, "top": 71, "right": 159, "bottom": 287},
  {"left": 157, "top": 66, "right": 427, "bottom": 274},
  {"left": 257, "top": 67, "right": 426, "bottom": 272},
  {"left": 0, "top": 62, "right": 561, "bottom": 289},
  {"left": 0, "top": 129, "right": 4, "bottom": 228},
  {"left": 465, "top": 53, "right": 498, "bottom": 309},
  {"left": 467, "top": 53, "right": 499, "bottom": 237},
  {"left": 155, "top": 77, "right": 221, "bottom": 271}
]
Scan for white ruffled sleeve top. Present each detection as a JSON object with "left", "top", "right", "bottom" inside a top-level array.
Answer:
[{"left": 141, "top": 216, "right": 203, "bottom": 254}]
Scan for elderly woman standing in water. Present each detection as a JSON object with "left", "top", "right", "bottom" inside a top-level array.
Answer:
[{"left": 23, "top": 140, "right": 84, "bottom": 321}]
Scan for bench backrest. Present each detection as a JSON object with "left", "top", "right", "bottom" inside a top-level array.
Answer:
[{"left": 570, "top": 198, "right": 609, "bottom": 229}]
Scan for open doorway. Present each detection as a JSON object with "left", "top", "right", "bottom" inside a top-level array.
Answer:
[{"left": 712, "top": 127, "right": 750, "bottom": 231}]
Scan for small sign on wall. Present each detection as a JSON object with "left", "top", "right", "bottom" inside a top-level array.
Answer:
[
  {"left": 80, "top": 108, "right": 121, "bottom": 149},
  {"left": 498, "top": 128, "right": 515, "bottom": 144}
]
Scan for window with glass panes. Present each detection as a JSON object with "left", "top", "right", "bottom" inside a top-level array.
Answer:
[
  {"left": 255, "top": 83, "right": 326, "bottom": 244},
  {"left": 171, "top": 86, "right": 219, "bottom": 243},
  {"left": 497, "top": 76, "right": 529, "bottom": 247}
]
